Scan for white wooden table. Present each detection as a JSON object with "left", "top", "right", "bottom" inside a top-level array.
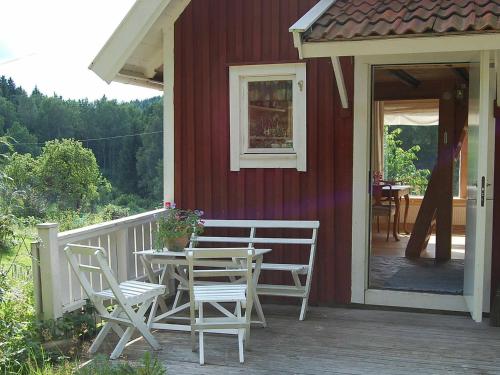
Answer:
[{"left": 135, "top": 248, "right": 271, "bottom": 332}]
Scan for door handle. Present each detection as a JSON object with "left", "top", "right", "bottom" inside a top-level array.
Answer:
[{"left": 481, "top": 176, "right": 485, "bottom": 207}]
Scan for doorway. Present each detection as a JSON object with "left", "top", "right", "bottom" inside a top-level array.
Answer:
[
  {"left": 368, "top": 64, "right": 467, "bottom": 295},
  {"left": 350, "top": 52, "right": 495, "bottom": 321}
]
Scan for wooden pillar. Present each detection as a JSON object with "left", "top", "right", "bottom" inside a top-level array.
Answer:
[{"left": 435, "top": 94, "right": 455, "bottom": 260}]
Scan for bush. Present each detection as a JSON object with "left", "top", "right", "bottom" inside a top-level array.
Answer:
[{"left": 100, "top": 204, "right": 130, "bottom": 221}]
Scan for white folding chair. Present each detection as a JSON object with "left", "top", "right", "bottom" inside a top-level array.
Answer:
[
  {"left": 187, "top": 247, "right": 254, "bottom": 365},
  {"left": 64, "top": 243, "right": 166, "bottom": 359}
]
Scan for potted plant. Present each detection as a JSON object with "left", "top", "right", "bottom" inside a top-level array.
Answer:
[{"left": 156, "top": 202, "right": 204, "bottom": 251}]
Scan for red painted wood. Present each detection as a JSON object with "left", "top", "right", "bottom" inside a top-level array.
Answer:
[
  {"left": 174, "top": 0, "right": 353, "bottom": 304},
  {"left": 491, "top": 113, "right": 500, "bottom": 304}
]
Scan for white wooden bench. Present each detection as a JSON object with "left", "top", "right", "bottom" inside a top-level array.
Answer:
[{"left": 189, "top": 220, "right": 320, "bottom": 321}]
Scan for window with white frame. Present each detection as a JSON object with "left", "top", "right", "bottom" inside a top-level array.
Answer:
[{"left": 229, "top": 63, "right": 307, "bottom": 171}]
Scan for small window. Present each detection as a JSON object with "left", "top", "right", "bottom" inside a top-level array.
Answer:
[{"left": 229, "top": 63, "right": 306, "bottom": 171}]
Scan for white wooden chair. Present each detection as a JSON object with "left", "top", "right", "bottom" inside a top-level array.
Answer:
[
  {"left": 64, "top": 243, "right": 166, "bottom": 359},
  {"left": 186, "top": 247, "right": 254, "bottom": 365}
]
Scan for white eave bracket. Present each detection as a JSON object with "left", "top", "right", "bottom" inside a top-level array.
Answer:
[{"left": 331, "top": 56, "right": 349, "bottom": 109}]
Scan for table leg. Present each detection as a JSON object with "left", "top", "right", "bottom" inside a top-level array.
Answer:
[
  {"left": 251, "top": 255, "right": 267, "bottom": 327},
  {"left": 393, "top": 194, "right": 400, "bottom": 241},
  {"left": 403, "top": 194, "right": 410, "bottom": 234},
  {"left": 140, "top": 256, "right": 169, "bottom": 313}
]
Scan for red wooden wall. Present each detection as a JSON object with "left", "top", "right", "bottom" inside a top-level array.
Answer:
[
  {"left": 173, "top": 0, "right": 354, "bottom": 304},
  {"left": 491, "top": 108, "right": 500, "bottom": 303}
]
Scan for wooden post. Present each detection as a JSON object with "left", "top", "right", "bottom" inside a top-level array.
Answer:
[
  {"left": 37, "top": 223, "right": 63, "bottom": 320},
  {"left": 31, "top": 241, "right": 43, "bottom": 320},
  {"left": 116, "top": 228, "right": 130, "bottom": 283},
  {"left": 435, "top": 96, "right": 455, "bottom": 260}
]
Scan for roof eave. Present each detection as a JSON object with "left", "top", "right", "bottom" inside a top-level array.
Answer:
[{"left": 89, "top": 0, "right": 173, "bottom": 84}]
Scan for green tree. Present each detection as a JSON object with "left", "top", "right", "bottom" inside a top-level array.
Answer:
[
  {"left": 37, "top": 139, "right": 110, "bottom": 210},
  {"left": 4, "top": 153, "right": 46, "bottom": 218},
  {"left": 6, "top": 122, "right": 40, "bottom": 155},
  {"left": 384, "top": 127, "right": 431, "bottom": 195}
]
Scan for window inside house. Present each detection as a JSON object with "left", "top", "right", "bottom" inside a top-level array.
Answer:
[{"left": 229, "top": 63, "right": 306, "bottom": 171}]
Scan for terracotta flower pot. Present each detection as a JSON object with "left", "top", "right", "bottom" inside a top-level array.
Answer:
[{"left": 164, "top": 235, "right": 190, "bottom": 252}]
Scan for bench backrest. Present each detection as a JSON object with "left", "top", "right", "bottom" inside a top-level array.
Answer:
[{"left": 189, "top": 219, "right": 319, "bottom": 269}]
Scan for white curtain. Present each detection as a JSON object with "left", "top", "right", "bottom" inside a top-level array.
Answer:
[
  {"left": 372, "top": 101, "right": 384, "bottom": 175},
  {"left": 384, "top": 99, "right": 439, "bottom": 126}
]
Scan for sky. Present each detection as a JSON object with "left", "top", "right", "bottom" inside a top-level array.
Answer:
[{"left": 0, "top": 0, "right": 159, "bottom": 102}]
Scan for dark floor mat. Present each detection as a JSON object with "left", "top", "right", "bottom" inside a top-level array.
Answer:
[{"left": 370, "top": 256, "right": 464, "bottom": 295}]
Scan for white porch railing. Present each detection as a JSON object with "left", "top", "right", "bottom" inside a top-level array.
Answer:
[{"left": 31, "top": 208, "right": 167, "bottom": 320}]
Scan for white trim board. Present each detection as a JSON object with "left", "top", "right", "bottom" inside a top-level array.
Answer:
[
  {"left": 300, "top": 34, "right": 500, "bottom": 58},
  {"left": 365, "top": 290, "right": 468, "bottom": 312},
  {"left": 351, "top": 52, "right": 494, "bottom": 314}
]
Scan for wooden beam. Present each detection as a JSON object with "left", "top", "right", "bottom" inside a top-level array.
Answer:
[
  {"left": 453, "top": 67, "right": 469, "bottom": 83},
  {"left": 435, "top": 96, "right": 455, "bottom": 260},
  {"left": 387, "top": 69, "right": 420, "bottom": 88},
  {"left": 331, "top": 56, "right": 349, "bottom": 109},
  {"left": 406, "top": 93, "right": 468, "bottom": 259}
]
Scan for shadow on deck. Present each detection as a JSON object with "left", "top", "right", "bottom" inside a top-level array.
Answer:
[{"left": 111, "top": 304, "right": 500, "bottom": 374}]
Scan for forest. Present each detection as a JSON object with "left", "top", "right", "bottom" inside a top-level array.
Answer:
[{"left": 0, "top": 75, "right": 163, "bottom": 215}]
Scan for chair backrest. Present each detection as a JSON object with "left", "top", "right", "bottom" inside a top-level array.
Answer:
[
  {"left": 64, "top": 243, "right": 126, "bottom": 306},
  {"left": 372, "top": 183, "right": 392, "bottom": 207},
  {"left": 186, "top": 247, "right": 255, "bottom": 314}
]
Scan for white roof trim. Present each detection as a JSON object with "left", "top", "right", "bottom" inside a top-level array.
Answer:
[
  {"left": 301, "top": 33, "right": 500, "bottom": 58},
  {"left": 89, "top": 0, "right": 173, "bottom": 84},
  {"left": 289, "top": 0, "right": 335, "bottom": 33}
]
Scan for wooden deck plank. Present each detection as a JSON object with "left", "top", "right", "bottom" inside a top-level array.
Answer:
[{"left": 108, "top": 305, "right": 500, "bottom": 374}]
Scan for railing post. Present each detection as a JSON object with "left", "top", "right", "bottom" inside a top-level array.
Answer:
[
  {"left": 31, "top": 241, "right": 43, "bottom": 320},
  {"left": 37, "top": 223, "right": 63, "bottom": 320},
  {"left": 116, "top": 228, "right": 130, "bottom": 282}
]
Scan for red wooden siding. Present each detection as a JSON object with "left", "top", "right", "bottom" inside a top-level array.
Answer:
[
  {"left": 173, "top": 0, "right": 354, "bottom": 304},
  {"left": 491, "top": 109, "right": 500, "bottom": 302}
]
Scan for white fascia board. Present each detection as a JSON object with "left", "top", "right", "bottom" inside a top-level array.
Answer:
[
  {"left": 301, "top": 33, "right": 500, "bottom": 58},
  {"left": 289, "top": 0, "right": 335, "bottom": 60},
  {"left": 289, "top": 0, "right": 336, "bottom": 32},
  {"left": 89, "top": 0, "right": 173, "bottom": 84},
  {"left": 114, "top": 73, "right": 163, "bottom": 91}
]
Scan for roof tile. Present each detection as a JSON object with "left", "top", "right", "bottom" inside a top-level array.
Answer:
[{"left": 304, "top": 0, "right": 500, "bottom": 42}]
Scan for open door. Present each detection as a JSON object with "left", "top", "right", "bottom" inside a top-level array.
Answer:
[{"left": 464, "top": 51, "right": 494, "bottom": 322}]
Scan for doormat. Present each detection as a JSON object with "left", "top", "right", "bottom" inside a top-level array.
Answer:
[{"left": 383, "top": 259, "right": 464, "bottom": 295}]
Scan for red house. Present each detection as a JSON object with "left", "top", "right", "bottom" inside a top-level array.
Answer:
[{"left": 90, "top": 0, "right": 500, "bottom": 322}]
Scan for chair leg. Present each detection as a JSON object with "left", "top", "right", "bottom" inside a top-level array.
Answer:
[
  {"left": 172, "top": 289, "right": 183, "bottom": 309},
  {"left": 237, "top": 302, "right": 244, "bottom": 363},
  {"left": 123, "top": 298, "right": 160, "bottom": 350},
  {"left": 386, "top": 214, "right": 390, "bottom": 241},
  {"left": 199, "top": 303, "right": 204, "bottom": 365},
  {"left": 299, "top": 297, "right": 308, "bottom": 321},
  {"left": 377, "top": 216, "right": 380, "bottom": 233},
  {"left": 110, "top": 326, "right": 135, "bottom": 360},
  {"left": 90, "top": 306, "right": 123, "bottom": 354}
]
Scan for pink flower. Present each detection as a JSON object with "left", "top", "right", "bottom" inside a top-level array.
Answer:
[{"left": 165, "top": 202, "right": 171, "bottom": 208}]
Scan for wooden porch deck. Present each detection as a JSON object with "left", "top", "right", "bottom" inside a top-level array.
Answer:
[{"left": 114, "top": 304, "right": 500, "bottom": 374}]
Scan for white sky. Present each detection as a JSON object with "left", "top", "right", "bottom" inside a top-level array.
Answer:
[{"left": 0, "top": 0, "right": 160, "bottom": 102}]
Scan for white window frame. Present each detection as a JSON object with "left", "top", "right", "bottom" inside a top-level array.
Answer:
[{"left": 229, "top": 63, "right": 307, "bottom": 171}]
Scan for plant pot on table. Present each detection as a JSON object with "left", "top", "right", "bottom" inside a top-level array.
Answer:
[{"left": 163, "top": 235, "right": 190, "bottom": 252}]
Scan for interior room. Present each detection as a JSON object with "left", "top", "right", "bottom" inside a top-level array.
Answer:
[{"left": 369, "top": 64, "right": 468, "bottom": 295}]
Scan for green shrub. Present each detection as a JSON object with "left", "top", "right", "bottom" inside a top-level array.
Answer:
[{"left": 100, "top": 204, "right": 130, "bottom": 221}]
